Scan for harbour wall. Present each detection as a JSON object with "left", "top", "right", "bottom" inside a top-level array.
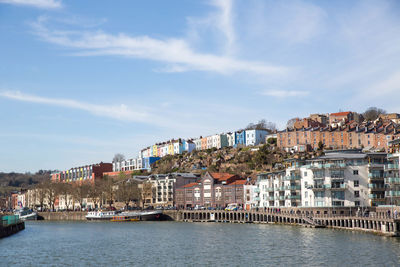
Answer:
[
  {"left": 0, "top": 221, "right": 25, "bottom": 238},
  {"left": 38, "top": 211, "right": 86, "bottom": 221}
]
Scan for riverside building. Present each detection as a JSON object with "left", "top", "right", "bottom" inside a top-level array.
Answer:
[
  {"left": 255, "top": 150, "right": 387, "bottom": 208},
  {"left": 385, "top": 139, "right": 400, "bottom": 205}
]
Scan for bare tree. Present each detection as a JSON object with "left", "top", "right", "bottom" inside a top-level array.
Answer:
[
  {"left": 245, "top": 119, "right": 277, "bottom": 131},
  {"left": 116, "top": 180, "right": 140, "bottom": 210},
  {"left": 363, "top": 107, "right": 387, "bottom": 121},
  {"left": 35, "top": 182, "right": 47, "bottom": 211},
  {"left": 113, "top": 153, "right": 125, "bottom": 163},
  {"left": 140, "top": 182, "right": 154, "bottom": 208},
  {"left": 101, "top": 175, "right": 115, "bottom": 208},
  {"left": 286, "top": 118, "right": 299, "bottom": 130},
  {"left": 73, "top": 182, "right": 91, "bottom": 211},
  {"left": 88, "top": 181, "right": 102, "bottom": 210}
]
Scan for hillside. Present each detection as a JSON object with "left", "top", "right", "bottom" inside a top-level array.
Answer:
[
  {"left": 151, "top": 144, "right": 322, "bottom": 179},
  {"left": 0, "top": 171, "right": 52, "bottom": 196}
]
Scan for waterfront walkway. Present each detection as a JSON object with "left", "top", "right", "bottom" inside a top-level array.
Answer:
[{"left": 178, "top": 210, "right": 400, "bottom": 236}]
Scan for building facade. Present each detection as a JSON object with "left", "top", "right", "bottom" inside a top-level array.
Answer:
[{"left": 176, "top": 172, "right": 246, "bottom": 209}]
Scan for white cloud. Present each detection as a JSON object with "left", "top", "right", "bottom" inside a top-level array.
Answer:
[
  {"left": 0, "top": 90, "right": 151, "bottom": 122},
  {"left": 211, "top": 0, "right": 236, "bottom": 54},
  {"left": 260, "top": 89, "right": 309, "bottom": 98},
  {"left": 0, "top": 0, "right": 61, "bottom": 9},
  {"left": 31, "top": 15, "right": 287, "bottom": 76}
]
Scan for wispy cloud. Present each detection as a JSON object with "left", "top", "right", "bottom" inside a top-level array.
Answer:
[
  {"left": 0, "top": 0, "right": 61, "bottom": 9},
  {"left": 260, "top": 89, "right": 309, "bottom": 98},
  {"left": 0, "top": 90, "right": 151, "bottom": 122},
  {"left": 211, "top": 0, "right": 236, "bottom": 54},
  {"left": 30, "top": 14, "right": 287, "bottom": 76}
]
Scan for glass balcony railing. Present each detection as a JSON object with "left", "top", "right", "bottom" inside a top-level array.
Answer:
[
  {"left": 325, "top": 163, "right": 346, "bottom": 168},
  {"left": 385, "top": 191, "right": 400, "bottom": 197},
  {"left": 278, "top": 196, "right": 285, "bottom": 201},
  {"left": 368, "top": 173, "right": 384, "bottom": 179},
  {"left": 368, "top": 194, "right": 384, "bottom": 199},
  {"left": 286, "top": 185, "right": 301, "bottom": 191},
  {"left": 385, "top": 164, "right": 399, "bottom": 170},
  {"left": 286, "top": 195, "right": 301, "bottom": 200},
  {"left": 284, "top": 175, "right": 301, "bottom": 181},
  {"left": 267, "top": 196, "right": 275, "bottom": 201},
  {"left": 278, "top": 186, "right": 286, "bottom": 191},
  {"left": 254, "top": 197, "right": 260, "bottom": 201},
  {"left": 331, "top": 184, "right": 347, "bottom": 190},
  {"left": 368, "top": 184, "right": 385, "bottom": 189},
  {"left": 254, "top": 188, "right": 260, "bottom": 193},
  {"left": 385, "top": 177, "right": 400, "bottom": 184}
]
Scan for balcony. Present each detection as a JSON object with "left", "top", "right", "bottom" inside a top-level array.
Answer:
[
  {"left": 368, "top": 173, "right": 384, "bottom": 179},
  {"left": 312, "top": 184, "right": 330, "bottom": 190},
  {"left": 331, "top": 184, "right": 347, "bottom": 190},
  {"left": 254, "top": 197, "right": 260, "bottom": 201},
  {"left": 369, "top": 194, "right": 385, "bottom": 200},
  {"left": 385, "top": 164, "right": 399, "bottom": 171},
  {"left": 385, "top": 191, "right": 400, "bottom": 197},
  {"left": 286, "top": 185, "right": 301, "bottom": 191},
  {"left": 267, "top": 196, "right": 275, "bottom": 201},
  {"left": 278, "top": 196, "right": 285, "bottom": 201},
  {"left": 284, "top": 175, "right": 301, "bottom": 181},
  {"left": 286, "top": 195, "right": 301, "bottom": 200},
  {"left": 368, "top": 184, "right": 385, "bottom": 190},
  {"left": 266, "top": 187, "right": 275, "bottom": 192},
  {"left": 278, "top": 186, "right": 286, "bottom": 191},
  {"left": 385, "top": 177, "right": 400, "bottom": 184},
  {"left": 325, "top": 163, "right": 346, "bottom": 169},
  {"left": 309, "top": 164, "right": 324, "bottom": 169},
  {"left": 254, "top": 188, "right": 260, "bottom": 193}
]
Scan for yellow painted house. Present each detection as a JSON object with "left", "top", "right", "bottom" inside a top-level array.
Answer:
[
  {"left": 168, "top": 142, "right": 174, "bottom": 155},
  {"left": 152, "top": 144, "right": 158, "bottom": 157}
]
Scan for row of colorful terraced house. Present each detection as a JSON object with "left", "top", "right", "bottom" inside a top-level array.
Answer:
[{"left": 113, "top": 129, "right": 272, "bottom": 172}]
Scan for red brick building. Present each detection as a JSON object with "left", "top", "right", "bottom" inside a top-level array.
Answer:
[
  {"left": 175, "top": 172, "right": 247, "bottom": 209},
  {"left": 51, "top": 162, "right": 112, "bottom": 184},
  {"left": 277, "top": 120, "right": 400, "bottom": 152}
]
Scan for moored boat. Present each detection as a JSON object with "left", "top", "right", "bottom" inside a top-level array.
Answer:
[
  {"left": 14, "top": 208, "right": 37, "bottom": 221},
  {"left": 86, "top": 210, "right": 162, "bottom": 221}
]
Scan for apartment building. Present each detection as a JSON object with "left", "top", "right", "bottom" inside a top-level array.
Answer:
[
  {"left": 255, "top": 150, "right": 386, "bottom": 208},
  {"left": 175, "top": 172, "right": 246, "bottom": 209},
  {"left": 137, "top": 173, "right": 199, "bottom": 207},
  {"left": 385, "top": 139, "right": 400, "bottom": 205}
]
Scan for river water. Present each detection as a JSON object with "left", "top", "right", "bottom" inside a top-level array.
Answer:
[{"left": 1, "top": 221, "right": 400, "bottom": 266}]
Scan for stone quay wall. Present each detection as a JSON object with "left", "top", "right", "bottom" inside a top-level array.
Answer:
[{"left": 38, "top": 211, "right": 87, "bottom": 221}]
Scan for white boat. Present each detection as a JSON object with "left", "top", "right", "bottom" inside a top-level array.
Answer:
[
  {"left": 14, "top": 208, "right": 38, "bottom": 221},
  {"left": 86, "top": 210, "right": 162, "bottom": 221},
  {"left": 85, "top": 211, "right": 118, "bottom": 220}
]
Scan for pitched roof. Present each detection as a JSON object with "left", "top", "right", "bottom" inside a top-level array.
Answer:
[
  {"left": 330, "top": 111, "right": 351, "bottom": 117},
  {"left": 209, "top": 172, "right": 237, "bottom": 181},
  {"left": 228, "top": 180, "right": 247, "bottom": 185},
  {"left": 182, "top": 182, "right": 199, "bottom": 188}
]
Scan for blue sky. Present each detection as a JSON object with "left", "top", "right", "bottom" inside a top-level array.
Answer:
[{"left": 1, "top": 0, "right": 400, "bottom": 172}]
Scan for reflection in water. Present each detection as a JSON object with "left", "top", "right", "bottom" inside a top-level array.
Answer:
[{"left": 1, "top": 221, "right": 400, "bottom": 266}]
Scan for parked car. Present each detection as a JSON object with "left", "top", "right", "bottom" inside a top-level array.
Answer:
[{"left": 225, "top": 203, "right": 238, "bottom": 211}]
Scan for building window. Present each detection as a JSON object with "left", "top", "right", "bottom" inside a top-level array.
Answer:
[
  {"left": 354, "top": 180, "right": 359, "bottom": 187},
  {"left": 355, "top": 201, "right": 360, "bottom": 206},
  {"left": 354, "top": 191, "right": 360, "bottom": 198},
  {"left": 304, "top": 171, "right": 307, "bottom": 177},
  {"left": 353, "top": 170, "right": 358, "bottom": 175}
]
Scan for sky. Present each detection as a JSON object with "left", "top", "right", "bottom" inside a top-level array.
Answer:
[{"left": 1, "top": 0, "right": 400, "bottom": 173}]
